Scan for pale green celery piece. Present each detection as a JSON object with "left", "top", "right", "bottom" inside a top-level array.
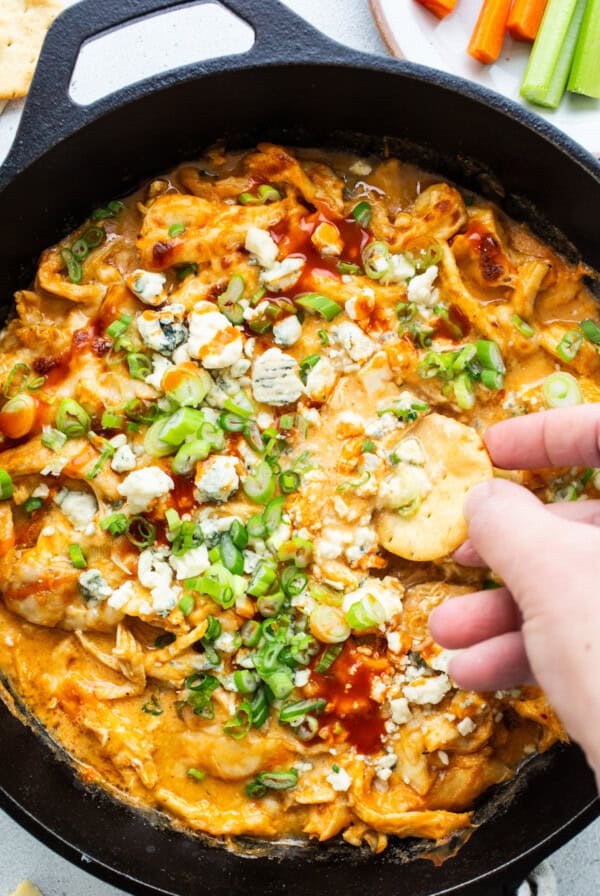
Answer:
[
  {"left": 520, "top": 0, "right": 583, "bottom": 109},
  {"left": 568, "top": 0, "right": 600, "bottom": 98}
]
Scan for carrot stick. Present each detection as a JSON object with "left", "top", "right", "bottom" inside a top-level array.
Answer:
[
  {"left": 508, "top": 0, "right": 548, "bottom": 41},
  {"left": 414, "top": 0, "right": 459, "bottom": 20},
  {"left": 468, "top": 0, "right": 513, "bottom": 63}
]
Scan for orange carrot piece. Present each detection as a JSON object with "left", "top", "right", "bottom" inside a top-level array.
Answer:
[
  {"left": 414, "top": 0, "right": 459, "bottom": 20},
  {"left": 468, "top": 0, "right": 513, "bottom": 63},
  {"left": 507, "top": 0, "right": 548, "bottom": 41}
]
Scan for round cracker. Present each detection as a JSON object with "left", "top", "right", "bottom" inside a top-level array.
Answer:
[{"left": 375, "top": 413, "right": 492, "bottom": 562}]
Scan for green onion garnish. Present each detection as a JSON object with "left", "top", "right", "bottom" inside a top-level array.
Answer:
[
  {"left": 126, "top": 515, "right": 156, "bottom": 549},
  {"left": 317, "top": 329, "right": 330, "bottom": 345},
  {"left": 171, "top": 439, "right": 211, "bottom": 475},
  {"left": 61, "top": 249, "right": 83, "bottom": 284},
  {"left": 168, "top": 223, "right": 186, "bottom": 237},
  {"left": 187, "top": 768, "right": 206, "bottom": 782},
  {"left": 56, "top": 398, "right": 91, "bottom": 439},
  {"left": 233, "top": 670, "right": 259, "bottom": 694},
  {"left": 68, "top": 544, "right": 87, "bottom": 569},
  {"left": 512, "top": 314, "right": 535, "bottom": 338},
  {"left": 243, "top": 460, "right": 276, "bottom": 505},
  {"left": 178, "top": 594, "right": 195, "bottom": 617},
  {"left": 101, "top": 411, "right": 124, "bottom": 430},
  {"left": 141, "top": 694, "right": 163, "bottom": 716},
  {"left": 295, "top": 293, "right": 343, "bottom": 322},
  {"left": 223, "top": 703, "right": 253, "bottom": 739},
  {"left": 279, "top": 699, "right": 326, "bottom": 723},
  {"left": 0, "top": 469, "right": 15, "bottom": 501},
  {"left": 557, "top": 329, "right": 583, "bottom": 363},
  {"left": 106, "top": 314, "right": 132, "bottom": 339},
  {"left": 580, "top": 319, "right": 600, "bottom": 345},
  {"left": 4, "top": 362, "right": 30, "bottom": 398},
  {"left": 219, "top": 532, "right": 244, "bottom": 575},
  {"left": 542, "top": 372, "right": 583, "bottom": 408},
  {"left": 100, "top": 512, "right": 128, "bottom": 536},
  {"left": 362, "top": 241, "right": 391, "bottom": 280},
  {"left": 247, "top": 560, "right": 278, "bottom": 597},
  {"left": 337, "top": 262, "right": 361, "bottom": 276},
  {"left": 92, "top": 200, "right": 123, "bottom": 220},
  {"left": 257, "top": 184, "right": 282, "bottom": 202},
  {"left": 24, "top": 496, "right": 43, "bottom": 516},
  {"left": 127, "top": 353, "right": 153, "bottom": 381},
  {"left": 361, "top": 439, "right": 375, "bottom": 453},
  {"left": 241, "top": 619, "right": 262, "bottom": 648},
  {"left": 279, "top": 470, "right": 300, "bottom": 494},
  {"left": 346, "top": 594, "right": 386, "bottom": 630},
  {"left": 453, "top": 372, "right": 476, "bottom": 410},
  {"left": 315, "top": 644, "right": 343, "bottom": 673},
  {"left": 351, "top": 201, "right": 372, "bottom": 228}
]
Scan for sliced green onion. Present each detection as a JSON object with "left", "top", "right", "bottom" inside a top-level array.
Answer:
[
  {"left": 233, "top": 670, "right": 259, "bottom": 695},
  {"left": 24, "top": 496, "right": 43, "bottom": 516},
  {"left": 56, "top": 399, "right": 90, "bottom": 438},
  {"left": 351, "top": 201, "right": 372, "bottom": 228},
  {"left": 176, "top": 263, "right": 198, "bottom": 281},
  {"left": 144, "top": 417, "right": 175, "bottom": 458},
  {"left": 279, "top": 699, "right": 326, "bottom": 723},
  {"left": 249, "top": 686, "right": 270, "bottom": 728},
  {"left": 279, "top": 470, "right": 300, "bottom": 494},
  {"left": 238, "top": 191, "right": 261, "bottom": 205},
  {"left": 127, "top": 353, "right": 153, "bottom": 381},
  {"left": 454, "top": 372, "right": 476, "bottom": 411},
  {"left": 241, "top": 619, "right": 262, "bottom": 648},
  {"left": 92, "top": 200, "right": 123, "bottom": 220},
  {"left": 362, "top": 241, "right": 391, "bottom": 280},
  {"left": 100, "top": 512, "right": 128, "bottom": 536},
  {"left": 165, "top": 368, "right": 211, "bottom": 407},
  {"left": 361, "top": 439, "right": 375, "bottom": 453},
  {"left": 203, "top": 616, "right": 222, "bottom": 642},
  {"left": 141, "top": 695, "right": 163, "bottom": 716},
  {"left": 580, "top": 319, "right": 600, "bottom": 345},
  {"left": 317, "top": 328, "right": 330, "bottom": 345},
  {"left": 171, "top": 440, "right": 211, "bottom": 476},
  {"left": 265, "top": 669, "right": 294, "bottom": 700},
  {"left": 0, "top": 470, "right": 13, "bottom": 501},
  {"left": 218, "top": 274, "right": 245, "bottom": 324},
  {"left": 542, "top": 372, "right": 583, "bottom": 408},
  {"left": 257, "top": 592, "right": 286, "bottom": 618},
  {"left": 178, "top": 594, "right": 195, "bottom": 617},
  {"left": 86, "top": 441, "right": 115, "bottom": 480},
  {"left": 521, "top": 0, "right": 586, "bottom": 109},
  {"left": 257, "top": 184, "right": 281, "bottom": 202},
  {"left": 83, "top": 225, "right": 105, "bottom": 248},
  {"left": 186, "top": 563, "right": 237, "bottom": 609},
  {"left": 280, "top": 565, "right": 308, "bottom": 597},
  {"left": 243, "top": 461, "right": 276, "bottom": 504},
  {"left": 557, "top": 330, "right": 583, "bottom": 363},
  {"left": 219, "top": 532, "right": 244, "bottom": 574},
  {"left": 126, "top": 515, "right": 156, "bottom": 549},
  {"left": 476, "top": 339, "right": 505, "bottom": 373},
  {"left": 184, "top": 673, "right": 219, "bottom": 718},
  {"left": 223, "top": 702, "right": 252, "bottom": 739},
  {"left": 310, "top": 605, "right": 351, "bottom": 643},
  {"left": 337, "top": 262, "right": 361, "bottom": 276},
  {"left": 187, "top": 768, "right": 206, "bottom": 782},
  {"left": 512, "top": 314, "right": 535, "bottom": 338},
  {"left": 4, "top": 362, "right": 30, "bottom": 398},
  {"left": 168, "top": 223, "right": 186, "bottom": 237},
  {"left": 172, "top": 521, "right": 203, "bottom": 557},
  {"left": 262, "top": 496, "right": 285, "bottom": 535},
  {"left": 61, "top": 249, "right": 82, "bottom": 284},
  {"left": 481, "top": 369, "right": 505, "bottom": 391},
  {"left": 228, "top": 520, "right": 248, "bottom": 550},
  {"left": 68, "top": 544, "right": 87, "bottom": 569},
  {"left": 248, "top": 560, "right": 278, "bottom": 597},
  {"left": 568, "top": 0, "right": 600, "bottom": 98},
  {"left": 101, "top": 411, "right": 124, "bottom": 430},
  {"left": 346, "top": 594, "right": 386, "bottom": 631},
  {"left": 246, "top": 513, "right": 266, "bottom": 539},
  {"left": 295, "top": 293, "right": 342, "bottom": 322},
  {"left": 277, "top": 537, "right": 313, "bottom": 569},
  {"left": 315, "top": 644, "right": 343, "bottom": 673},
  {"left": 27, "top": 375, "right": 46, "bottom": 392},
  {"left": 159, "top": 408, "right": 205, "bottom": 447}
]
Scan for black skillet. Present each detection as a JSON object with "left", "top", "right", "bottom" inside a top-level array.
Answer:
[{"left": 0, "top": 1, "right": 599, "bottom": 894}]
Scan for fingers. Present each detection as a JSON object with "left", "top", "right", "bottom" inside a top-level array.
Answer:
[
  {"left": 429, "top": 588, "right": 521, "bottom": 649},
  {"left": 454, "top": 498, "right": 600, "bottom": 567},
  {"left": 484, "top": 405, "right": 600, "bottom": 470},
  {"left": 449, "top": 631, "right": 534, "bottom": 691},
  {"left": 460, "top": 478, "right": 600, "bottom": 600}
]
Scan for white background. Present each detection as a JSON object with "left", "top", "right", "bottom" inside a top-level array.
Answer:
[{"left": 0, "top": 1, "right": 599, "bottom": 893}]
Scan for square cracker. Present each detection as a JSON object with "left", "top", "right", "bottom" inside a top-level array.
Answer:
[{"left": 0, "top": 0, "right": 62, "bottom": 100}]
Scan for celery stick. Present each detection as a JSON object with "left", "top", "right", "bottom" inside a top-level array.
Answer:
[
  {"left": 528, "top": 0, "right": 587, "bottom": 108},
  {"left": 569, "top": 0, "right": 600, "bottom": 98},
  {"left": 520, "top": 0, "right": 580, "bottom": 107}
]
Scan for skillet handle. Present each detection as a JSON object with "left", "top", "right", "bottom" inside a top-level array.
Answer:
[{"left": 2, "top": 0, "right": 346, "bottom": 179}]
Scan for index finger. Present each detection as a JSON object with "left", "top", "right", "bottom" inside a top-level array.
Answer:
[{"left": 484, "top": 405, "right": 600, "bottom": 469}]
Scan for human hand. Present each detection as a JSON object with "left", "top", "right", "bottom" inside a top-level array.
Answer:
[{"left": 429, "top": 405, "right": 600, "bottom": 778}]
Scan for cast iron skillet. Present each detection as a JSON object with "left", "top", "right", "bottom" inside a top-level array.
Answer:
[{"left": 0, "top": 1, "right": 599, "bottom": 894}]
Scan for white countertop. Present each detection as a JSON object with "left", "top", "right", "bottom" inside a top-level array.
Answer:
[{"left": 0, "top": 1, "right": 598, "bottom": 893}]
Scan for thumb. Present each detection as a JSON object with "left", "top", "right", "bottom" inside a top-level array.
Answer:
[{"left": 464, "top": 478, "right": 600, "bottom": 612}]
